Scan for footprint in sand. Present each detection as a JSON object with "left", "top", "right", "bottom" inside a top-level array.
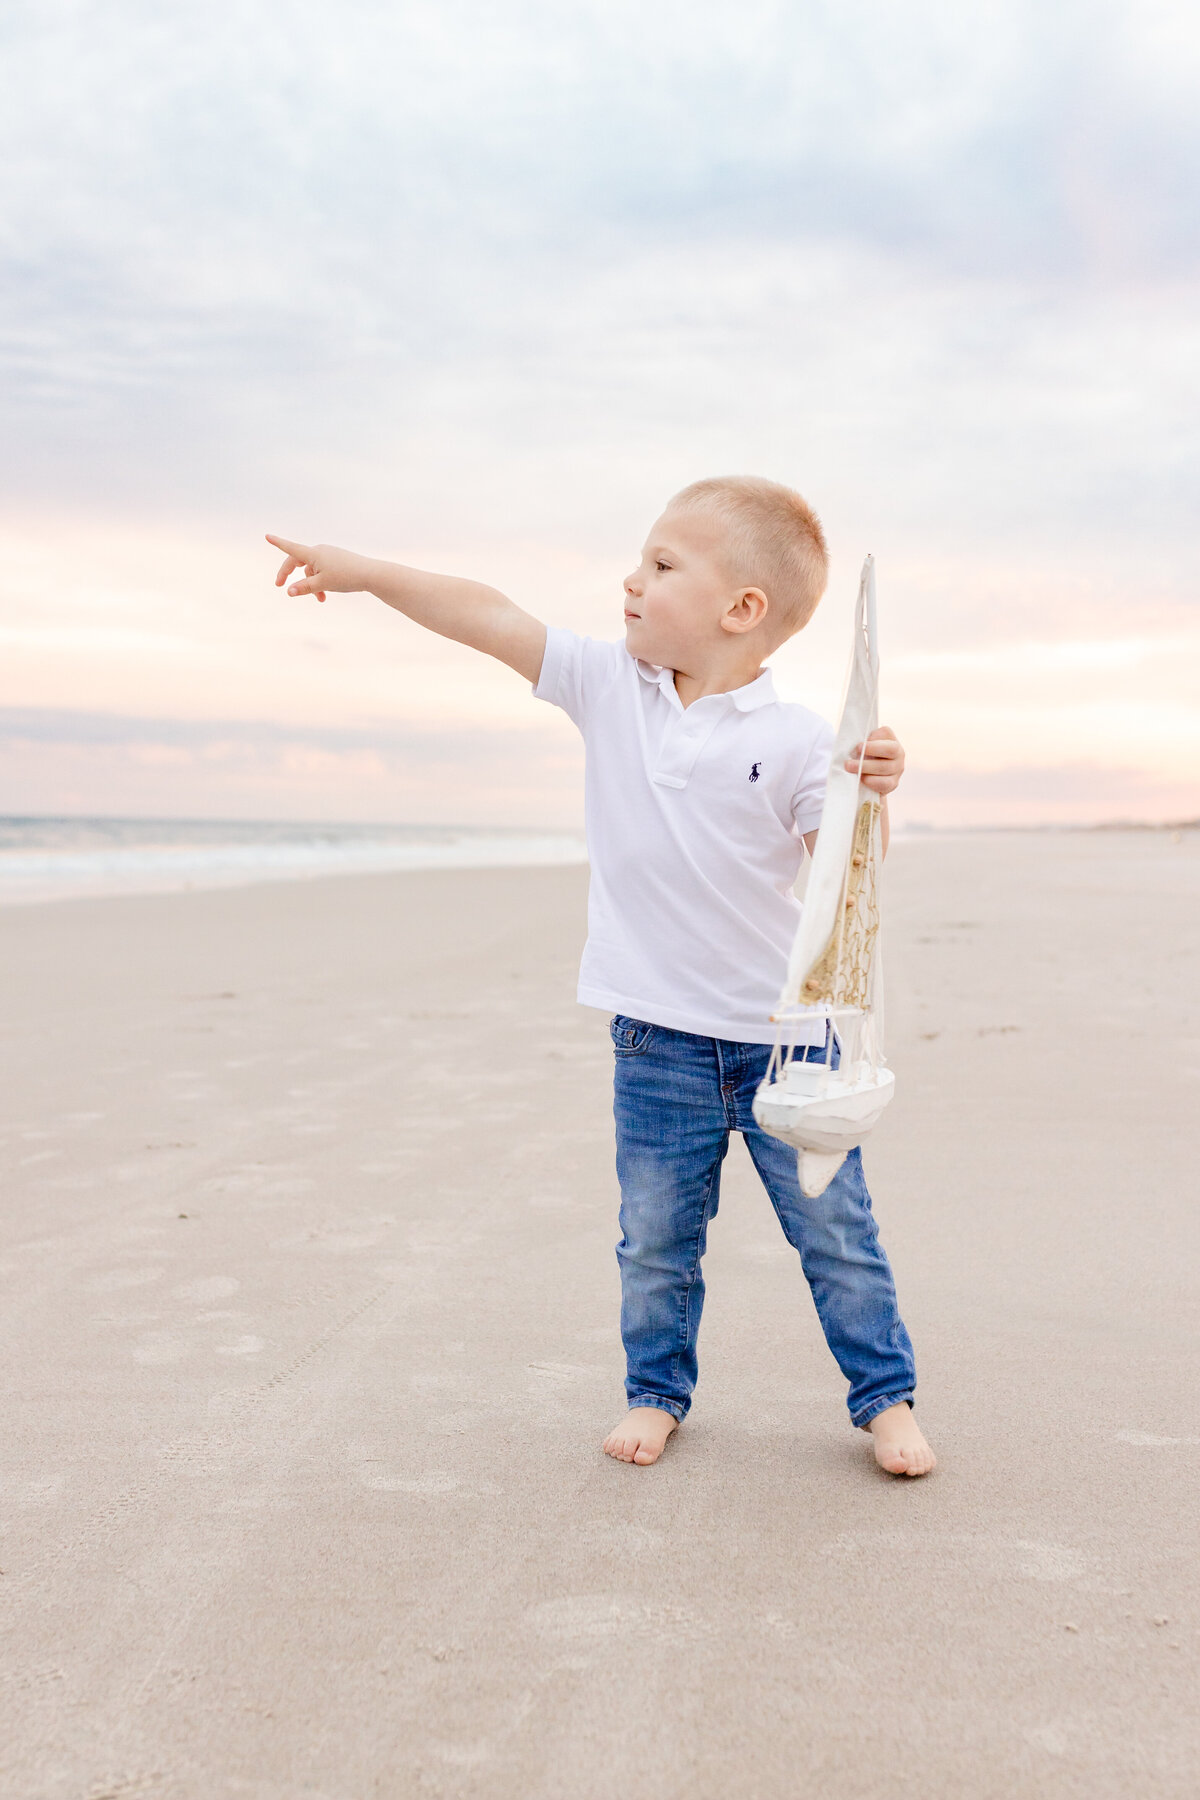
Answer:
[
  {"left": 173, "top": 1275, "right": 240, "bottom": 1303},
  {"left": 356, "top": 1467, "right": 459, "bottom": 1494},
  {"left": 132, "top": 1332, "right": 191, "bottom": 1364},
  {"left": 88, "top": 1267, "right": 166, "bottom": 1292},
  {"left": 821, "top": 1530, "right": 1088, "bottom": 1584},
  {"left": 1115, "top": 1430, "right": 1200, "bottom": 1447}
]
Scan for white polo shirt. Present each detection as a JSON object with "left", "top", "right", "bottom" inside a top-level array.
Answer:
[{"left": 534, "top": 628, "right": 833, "bottom": 1045}]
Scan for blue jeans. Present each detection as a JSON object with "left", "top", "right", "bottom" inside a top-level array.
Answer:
[{"left": 611, "top": 1015, "right": 916, "bottom": 1429}]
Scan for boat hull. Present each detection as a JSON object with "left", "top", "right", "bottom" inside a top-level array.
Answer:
[{"left": 752, "top": 1063, "right": 895, "bottom": 1196}]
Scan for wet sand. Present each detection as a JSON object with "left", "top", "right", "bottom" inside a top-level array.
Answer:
[{"left": 2, "top": 830, "right": 1198, "bottom": 1799}]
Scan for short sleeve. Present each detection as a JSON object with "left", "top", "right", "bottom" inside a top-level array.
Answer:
[
  {"left": 790, "top": 718, "right": 835, "bottom": 835},
  {"left": 532, "top": 627, "right": 627, "bottom": 732}
]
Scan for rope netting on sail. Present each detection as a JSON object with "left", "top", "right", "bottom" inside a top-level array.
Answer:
[{"left": 752, "top": 556, "right": 896, "bottom": 1198}]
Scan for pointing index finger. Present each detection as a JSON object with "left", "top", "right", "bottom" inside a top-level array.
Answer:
[{"left": 265, "top": 534, "right": 311, "bottom": 560}]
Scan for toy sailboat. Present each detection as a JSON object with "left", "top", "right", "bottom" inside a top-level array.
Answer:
[{"left": 752, "top": 555, "right": 894, "bottom": 1197}]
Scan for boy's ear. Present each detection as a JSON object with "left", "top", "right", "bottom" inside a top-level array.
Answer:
[{"left": 720, "top": 587, "right": 769, "bottom": 636}]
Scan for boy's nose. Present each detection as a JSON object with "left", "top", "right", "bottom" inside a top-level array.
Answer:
[{"left": 624, "top": 574, "right": 642, "bottom": 598}]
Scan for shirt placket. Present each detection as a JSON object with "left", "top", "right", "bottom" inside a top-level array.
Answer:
[{"left": 651, "top": 699, "right": 727, "bottom": 789}]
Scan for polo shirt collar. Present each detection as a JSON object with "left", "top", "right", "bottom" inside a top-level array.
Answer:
[
  {"left": 634, "top": 660, "right": 778, "bottom": 712},
  {"left": 730, "top": 667, "right": 778, "bottom": 711}
]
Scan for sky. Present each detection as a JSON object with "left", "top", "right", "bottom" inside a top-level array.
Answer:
[{"left": 2, "top": 0, "right": 1197, "bottom": 827}]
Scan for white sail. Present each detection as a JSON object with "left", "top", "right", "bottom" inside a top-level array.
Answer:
[{"left": 752, "top": 556, "right": 894, "bottom": 1196}]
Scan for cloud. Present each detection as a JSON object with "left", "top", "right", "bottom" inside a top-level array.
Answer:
[
  {"left": 1, "top": 0, "right": 1196, "bottom": 823},
  {"left": 895, "top": 763, "right": 1200, "bottom": 828},
  {"left": 2, "top": 705, "right": 1194, "bottom": 831},
  {"left": 0, "top": 707, "right": 585, "bottom": 825},
  {"left": 5, "top": 3, "right": 1198, "bottom": 509}
]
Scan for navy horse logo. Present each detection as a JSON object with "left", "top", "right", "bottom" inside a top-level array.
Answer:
[{"left": 749, "top": 762, "right": 761, "bottom": 783}]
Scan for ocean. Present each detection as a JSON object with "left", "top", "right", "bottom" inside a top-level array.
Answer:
[{"left": 0, "top": 817, "right": 588, "bottom": 905}]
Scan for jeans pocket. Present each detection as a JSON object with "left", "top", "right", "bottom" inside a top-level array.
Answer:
[{"left": 610, "top": 1014, "right": 657, "bottom": 1055}]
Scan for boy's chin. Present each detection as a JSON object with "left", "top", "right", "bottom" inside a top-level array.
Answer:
[{"left": 624, "top": 625, "right": 667, "bottom": 666}]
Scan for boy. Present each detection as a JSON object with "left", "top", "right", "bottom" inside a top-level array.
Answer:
[{"left": 267, "top": 475, "right": 935, "bottom": 1479}]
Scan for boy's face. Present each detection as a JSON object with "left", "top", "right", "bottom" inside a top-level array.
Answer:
[{"left": 623, "top": 508, "right": 748, "bottom": 670}]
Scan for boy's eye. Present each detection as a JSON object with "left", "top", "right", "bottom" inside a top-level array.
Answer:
[{"left": 655, "top": 560, "right": 671, "bottom": 573}]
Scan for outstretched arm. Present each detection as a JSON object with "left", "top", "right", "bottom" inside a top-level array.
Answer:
[{"left": 266, "top": 535, "right": 547, "bottom": 684}]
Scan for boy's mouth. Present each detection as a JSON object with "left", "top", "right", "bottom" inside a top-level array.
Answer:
[{"left": 624, "top": 610, "right": 640, "bottom": 621}]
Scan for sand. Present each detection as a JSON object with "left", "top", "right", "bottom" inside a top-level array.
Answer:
[{"left": 1, "top": 829, "right": 1198, "bottom": 1800}]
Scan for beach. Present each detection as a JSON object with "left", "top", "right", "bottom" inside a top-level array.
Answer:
[{"left": 2, "top": 827, "right": 1198, "bottom": 1799}]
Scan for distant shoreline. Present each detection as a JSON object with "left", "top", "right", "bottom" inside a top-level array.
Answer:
[
  {"left": 897, "top": 817, "right": 1199, "bottom": 835},
  {"left": 0, "top": 812, "right": 1192, "bottom": 908},
  {"left": 0, "top": 817, "right": 588, "bottom": 907},
  {"left": 2, "top": 812, "right": 1196, "bottom": 834}
]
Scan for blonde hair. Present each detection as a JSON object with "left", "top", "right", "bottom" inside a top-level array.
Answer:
[{"left": 670, "top": 475, "right": 829, "bottom": 637}]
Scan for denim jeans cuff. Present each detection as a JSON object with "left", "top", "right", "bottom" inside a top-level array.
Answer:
[
  {"left": 625, "top": 1394, "right": 688, "bottom": 1423},
  {"left": 850, "top": 1391, "right": 915, "bottom": 1429}
]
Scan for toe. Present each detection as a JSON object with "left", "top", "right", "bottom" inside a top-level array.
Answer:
[
  {"left": 907, "top": 1441, "right": 934, "bottom": 1476},
  {"left": 868, "top": 1418, "right": 936, "bottom": 1477},
  {"left": 604, "top": 1411, "right": 677, "bottom": 1465}
]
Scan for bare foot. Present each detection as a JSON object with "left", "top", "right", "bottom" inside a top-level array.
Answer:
[
  {"left": 602, "top": 1407, "right": 678, "bottom": 1465},
  {"left": 865, "top": 1402, "right": 937, "bottom": 1477}
]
